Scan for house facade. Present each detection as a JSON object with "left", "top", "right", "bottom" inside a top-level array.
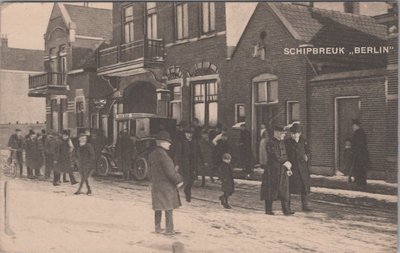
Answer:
[
  {"left": 28, "top": 3, "right": 113, "bottom": 138},
  {"left": 99, "top": 2, "right": 397, "bottom": 180}
]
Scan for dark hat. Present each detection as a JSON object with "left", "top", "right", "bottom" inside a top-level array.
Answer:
[
  {"left": 62, "top": 129, "right": 70, "bottom": 136},
  {"left": 156, "top": 130, "right": 172, "bottom": 142},
  {"left": 29, "top": 129, "right": 35, "bottom": 135},
  {"left": 184, "top": 125, "right": 195, "bottom": 133},
  {"left": 290, "top": 123, "right": 302, "bottom": 133},
  {"left": 352, "top": 119, "right": 361, "bottom": 125},
  {"left": 273, "top": 125, "right": 284, "bottom": 132},
  {"left": 15, "top": 129, "right": 21, "bottom": 132}
]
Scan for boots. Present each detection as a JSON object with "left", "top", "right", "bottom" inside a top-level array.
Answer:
[
  {"left": 281, "top": 201, "right": 295, "bottom": 216},
  {"left": 265, "top": 200, "right": 274, "bottom": 215},
  {"left": 301, "top": 195, "right": 312, "bottom": 212}
]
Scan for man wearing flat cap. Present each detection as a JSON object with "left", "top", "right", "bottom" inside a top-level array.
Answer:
[
  {"left": 260, "top": 126, "right": 294, "bottom": 215},
  {"left": 149, "top": 131, "right": 183, "bottom": 235},
  {"left": 351, "top": 119, "right": 370, "bottom": 186},
  {"left": 174, "top": 125, "right": 202, "bottom": 202},
  {"left": 285, "top": 123, "right": 312, "bottom": 212}
]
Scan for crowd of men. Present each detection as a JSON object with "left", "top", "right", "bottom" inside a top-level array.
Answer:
[
  {"left": 7, "top": 128, "right": 99, "bottom": 195},
  {"left": 5, "top": 118, "right": 370, "bottom": 236}
]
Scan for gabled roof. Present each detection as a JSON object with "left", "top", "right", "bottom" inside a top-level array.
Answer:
[
  {"left": 1, "top": 46, "right": 44, "bottom": 72},
  {"left": 63, "top": 4, "right": 112, "bottom": 40},
  {"left": 274, "top": 3, "right": 387, "bottom": 42},
  {"left": 229, "top": 3, "right": 387, "bottom": 58}
]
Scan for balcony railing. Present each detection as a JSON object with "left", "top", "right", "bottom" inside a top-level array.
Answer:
[
  {"left": 29, "top": 72, "right": 65, "bottom": 89},
  {"left": 97, "top": 39, "right": 164, "bottom": 69}
]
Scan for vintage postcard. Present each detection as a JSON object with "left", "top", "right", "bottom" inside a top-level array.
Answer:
[{"left": 0, "top": 1, "right": 397, "bottom": 252}]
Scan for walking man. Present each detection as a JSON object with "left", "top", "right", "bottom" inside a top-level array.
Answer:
[
  {"left": 149, "top": 131, "right": 183, "bottom": 235},
  {"left": 8, "top": 129, "right": 24, "bottom": 176},
  {"left": 351, "top": 119, "right": 370, "bottom": 187},
  {"left": 174, "top": 126, "right": 201, "bottom": 202},
  {"left": 74, "top": 133, "right": 95, "bottom": 195},
  {"left": 260, "top": 126, "right": 294, "bottom": 215},
  {"left": 285, "top": 123, "right": 312, "bottom": 212}
]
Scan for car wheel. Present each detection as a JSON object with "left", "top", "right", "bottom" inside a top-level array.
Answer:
[
  {"left": 97, "top": 155, "right": 109, "bottom": 176},
  {"left": 133, "top": 157, "right": 148, "bottom": 181}
]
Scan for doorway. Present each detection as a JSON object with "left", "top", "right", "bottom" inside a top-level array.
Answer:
[{"left": 335, "top": 97, "right": 360, "bottom": 172}]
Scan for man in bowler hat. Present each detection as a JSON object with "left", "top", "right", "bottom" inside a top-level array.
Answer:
[{"left": 149, "top": 131, "right": 183, "bottom": 235}]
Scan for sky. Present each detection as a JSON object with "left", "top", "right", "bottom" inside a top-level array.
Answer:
[{"left": 0, "top": 2, "right": 388, "bottom": 50}]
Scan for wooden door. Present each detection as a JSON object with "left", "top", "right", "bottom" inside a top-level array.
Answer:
[{"left": 337, "top": 97, "right": 360, "bottom": 171}]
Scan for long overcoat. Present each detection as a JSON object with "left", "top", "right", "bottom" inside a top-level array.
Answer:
[
  {"left": 58, "top": 138, "right": 74, "bottom": 173},
  {"left": 213, "top": 139, "right": 230, "bottom": 170},
  {"left": 258, "top": 137, "right": 268, "bottom": 166},
  {"left": 260, "top": 138, "right": 290, "bottom": 202},
  {"left": 174, "top": 138, "right": 201, "bottom": 182},
  {"left": 238, "top": 129, "right": 252, "bottom": 169},
  {"left": 75, "top": 143, "right": 95, "bottom": 175},
  {"left": 25, "top": 137, "right": 43, "bottom": 170},
  {"left": 149, "top": 146, "right": 183, "bottom": 211},
  {"left": 218, "top": 162, "right": 234, "bottom": 194},
  {"left": 285, "top": 137, "right": 311, "bottom": 195},
  {"left": 198, "top": 138, "right": 214, "bottom": 176},
  {"left": 351, "top": 128, "right": 371, "bottom": 183},
  {"left": 50, "top": 137, "right": 63, "bottom": 173}
]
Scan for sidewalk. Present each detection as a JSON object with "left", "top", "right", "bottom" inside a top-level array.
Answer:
[{"left": 234, "top": 168, "right": 398, "bottom": 196}]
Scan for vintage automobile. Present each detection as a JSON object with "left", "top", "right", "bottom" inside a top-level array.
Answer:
[{"left": 96, "top": 113, "right": 176, "bottom": 180}]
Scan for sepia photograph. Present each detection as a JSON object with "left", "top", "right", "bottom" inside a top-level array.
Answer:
[{"left": 0, "top": 1, "right": 398, "bottom": 252}]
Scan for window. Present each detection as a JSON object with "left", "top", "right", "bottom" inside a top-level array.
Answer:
[
  {"left": 146, "top": 2, "right": 157, "bottom": 39},
  {"left": 76, "top": 100, "right": 84, "bottom": 128},
  {"left": 123, "top": 5, "right": 134, "bottom": 43},
  {"left": 91, "top": 113, "right": 99, "bottom": 129},
  {"left": 50, "top": 99, "right": 58, "bottom": 130},
  {"left": 235, "top": 104, "right": 246, "bottom": 123},
  {"left": 255, "top": 80, "right": 278, "bottom": 104},
  {"left": 169, "top": 85, "right": 182, "bottom": 122},
  {"left": 201, "top": 2, "right": 216, "bottom": 34},
  {"left": 60, "top": 98, "right": 67, "bottom": 131},
  {"left": 193, "top": 80, "right": 218, "bottom": 127},
  {"left": 287, "top": 101, "right": 300, "bottom": 124},
  {"left": 175, "top": 3, "right": 189, "bottom": 40}
]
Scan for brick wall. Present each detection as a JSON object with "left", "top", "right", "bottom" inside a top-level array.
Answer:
[{"left": 309, "top": 75, "right": 388, "bottom": 179}]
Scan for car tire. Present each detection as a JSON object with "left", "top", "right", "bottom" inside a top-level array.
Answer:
[
  {"left": 97, "top": 155, "right": 110, "bottom": 176},
  {"left": 133, "top": 157, "right": 149, "bottom": 181}
]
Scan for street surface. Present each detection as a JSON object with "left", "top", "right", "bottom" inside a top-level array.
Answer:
[{"left": 0, "top": 174, "right": 397, "bottom": 253}]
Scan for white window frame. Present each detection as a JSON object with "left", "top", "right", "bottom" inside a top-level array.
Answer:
[
  {"left": 175, "top": 2, "right": 189, "bottom": 40},
  {"left": 167, "top": 79, "right": 183, "bottom": 122},
  {"left": 286, "top": 100, "right": 300, "bottom": 124},
  {"left": 254, "top": 80, "right": 278, "bottom": 105},
  {"left": 123, "top": 5, "right": 135, "bottom": 43},
  {"left": 146, "top": 2, "right": 157, "bottom": 39},
  {"left": 201, "top": 2, "right": 216, "bottom": 34},
  {"left": 235, "top": 103, "right": 246, "bottom": 123}
]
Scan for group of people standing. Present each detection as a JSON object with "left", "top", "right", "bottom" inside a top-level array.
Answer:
[{"left": 7, "top": 128, "right": 97, "bottom": 195}]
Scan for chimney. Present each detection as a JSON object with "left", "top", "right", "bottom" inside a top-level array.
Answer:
[
  {"left": 1, "top": 35, "right": 8, "bottom": 48},
  {"left": 344, "top": 2, "right": 360, "bottom": 14}
]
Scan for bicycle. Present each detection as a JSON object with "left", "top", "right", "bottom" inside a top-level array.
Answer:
[{"left": 1, "top": 149, "right": 19, "bottom": 178}]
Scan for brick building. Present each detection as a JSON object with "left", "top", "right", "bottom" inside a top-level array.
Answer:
[
  {"left": 98, "top": 2, "right": 397, "bottom": 180},
  {"left": 28, "top": 3, "right": 113, "bottom": 137},
  {"left": 0, "top": 37, "right": 45, "bottom": 124},
  {"left": 97, "top": 2, "right": 227, "bottom": 143}
]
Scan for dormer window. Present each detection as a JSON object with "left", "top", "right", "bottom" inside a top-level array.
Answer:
[
  {"left": 123, "top": 5, "right": 134, "bottom": 43},
  {"left": 146, "top": 2, "right": 157, "bottom": 39},
  {"left": 201, "top": 2, "right": 216, "bottom": 34}
]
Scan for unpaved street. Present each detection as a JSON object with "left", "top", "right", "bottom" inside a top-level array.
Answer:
[{"left": 0, "top": 175, "right": 397, "bottom": 253}]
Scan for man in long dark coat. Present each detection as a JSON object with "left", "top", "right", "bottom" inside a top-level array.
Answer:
[
  {"left": 285, "top": 123, "right": 312, "bottom": 212},
  {"left": 59, "top": 130, "right": 77, "bottom": 185},
  {"left": 25, "top": 130, "right": 42, "bottom": 179},
  {"left": 261, "top": 126, "right": 294, "bottom": 215},
  {"left": 174, "top": 126, "right": 201, "bottom": 202},
  {"left": 149, "top": 131, "right": 183, "bottom": 235},
  {"left": 115, "top": 129, "right": 135, "bottom": 180},
  {"left": 8, "top": 129, "right": 24, "bottom": 176},
  {"left": 351, "top": 119, "right": 370, "bottom": 186},
  {"left": 238, "top": 123, "right": 252, "bottom": 177},
  {"left": 74, "top": 133, "right": 95, "bottom": 195}
]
